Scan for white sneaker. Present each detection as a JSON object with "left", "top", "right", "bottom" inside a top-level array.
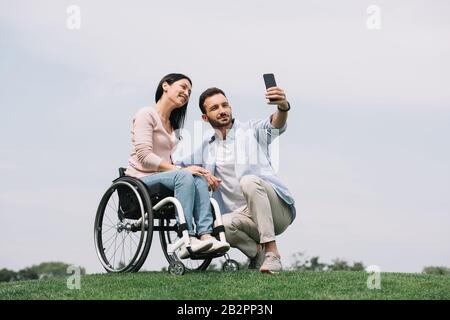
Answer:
[
  {"left": 203, "top": 237, "right": 230, "bottom": 254},
  {"left": 178, "top": 237, "right": 213, "bottom": 259},
  {"left": 259, "top": 252, "right": 282, "bottom": 274}
]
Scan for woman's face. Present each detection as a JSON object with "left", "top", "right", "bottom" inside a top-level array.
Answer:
[{"left": 164, "top": 78, "right": 192, "bottom": 108}]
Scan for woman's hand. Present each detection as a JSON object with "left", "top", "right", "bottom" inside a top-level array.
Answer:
[
  {"left": 205, "top": 173, "right": 222, "bottom": 191},
  {"left": 183, "top": 165, "right": 210, "bottom": 176},
  {"left": 182, "top": 166, "right": 222, "bottom": 191}
]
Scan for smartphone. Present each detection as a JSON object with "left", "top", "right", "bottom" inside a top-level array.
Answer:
[
  {"left": 263, "top": 73, "right": 277, "bottom": 101},
  {"left": 263, "top": 73, "right": 277, "bottom": 89}
]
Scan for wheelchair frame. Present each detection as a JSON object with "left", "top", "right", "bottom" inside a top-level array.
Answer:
[{"left": 94, "top": 168, "right": 239, "bottom": 275}]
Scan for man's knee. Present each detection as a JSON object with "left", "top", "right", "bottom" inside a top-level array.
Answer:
[
  {"left": 223, "top": 215, "right": 238, "bottom": 233},
  {"left": 223, "top": 215, "right": 244, "bottom": 241},
  {"left": 239, "top": 175, "right": 262, "bottom": 195}
]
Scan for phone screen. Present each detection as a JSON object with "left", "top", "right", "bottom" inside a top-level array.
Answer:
[{"left": 263, "top": 73, "right": 277, "bottom": 89}]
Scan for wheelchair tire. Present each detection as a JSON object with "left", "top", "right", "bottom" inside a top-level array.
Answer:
[
  {"left": 168, "top": 261, "right": 185, "bottom": 276},
  {"left": 159, "top": 218, "right": 212, "bottom": 271},
  {"left": 222, "top": 259, "right": 239, "bottom": 272},
  {"left": 94, "top": 177, "right": 154, "bottom": 272}
]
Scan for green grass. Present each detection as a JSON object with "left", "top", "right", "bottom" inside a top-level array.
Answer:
[{"left": 1, "top": 271, "right": 449, "bottom": 300}]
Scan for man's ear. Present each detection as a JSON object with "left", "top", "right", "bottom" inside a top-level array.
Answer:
[{"left": 201, "top": 114, "right": 209, "bottom": 123}]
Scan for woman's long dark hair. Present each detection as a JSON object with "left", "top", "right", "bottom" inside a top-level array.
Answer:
[{"left": 155, "top": 73, "right": 192, "bottom": 138}]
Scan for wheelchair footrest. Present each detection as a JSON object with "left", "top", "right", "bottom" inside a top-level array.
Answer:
[
  {"left": 187, "top": 251, "right": 228, "bottom": 260},
  {"left": 153, "top": 225, "right": 177, "bottom": 232}
]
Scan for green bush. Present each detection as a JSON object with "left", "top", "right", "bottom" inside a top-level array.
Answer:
[
  {"left": 422, "top": 266, "right": 450, "bottom": 276},
  {"left": 0, "top": 269, "right": 17, "bottom": 282},
  {"left": 0, "top": 262, "right": 86, "bottom": 282},
  {"left": 289, "top": 252, "right": 365, "bottom": 272}
]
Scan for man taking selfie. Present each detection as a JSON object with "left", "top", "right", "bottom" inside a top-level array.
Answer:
[{"left": 178, "top": 80, "right": 296, "bottom": 273}]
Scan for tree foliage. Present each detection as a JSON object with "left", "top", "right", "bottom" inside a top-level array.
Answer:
[
  {"left": 289, "top": 252, "right": 365, "bottom": 272},
  {"left": 0, "top": 262, "right": 85, "bottom": 282},
  {"left": 422, "top": 266, "right": 450, "bottom": 276}
]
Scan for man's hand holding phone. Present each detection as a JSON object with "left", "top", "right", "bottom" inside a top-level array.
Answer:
[{"left": 263, "top": 73, "right": 290, "bottom": 111}]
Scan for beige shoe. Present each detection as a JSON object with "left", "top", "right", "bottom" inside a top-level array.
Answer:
[
  {"left": 178, "top": 237, "right": 213, "bottom": 259},
  {"left": 259, "top": 252, "right": 282, "bottom": 274},
  {"left": 202, "top": 237, "right": 230, "bottom": 254}
]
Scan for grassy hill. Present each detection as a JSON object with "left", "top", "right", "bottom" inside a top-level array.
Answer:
[{"left": 1, "top": 271, "right": 449, "bottom": 300}]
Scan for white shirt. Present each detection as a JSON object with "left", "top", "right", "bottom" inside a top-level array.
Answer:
[{"left": 214, "top": 138, "right": 247, "bottom": 213}]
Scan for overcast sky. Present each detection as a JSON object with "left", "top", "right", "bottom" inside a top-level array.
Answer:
[{"left": 1, "top": 0, "right": 449, "bottom": 274}]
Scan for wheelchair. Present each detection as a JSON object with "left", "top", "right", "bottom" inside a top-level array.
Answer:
[{"left": 94, "top": 168, "right": 239, "bottom": 275}]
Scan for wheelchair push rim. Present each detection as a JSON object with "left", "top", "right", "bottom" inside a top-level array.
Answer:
[{"left": 94, "top": 180, "right": 153, "bottom": 272}]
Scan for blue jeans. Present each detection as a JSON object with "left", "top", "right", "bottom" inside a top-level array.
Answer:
[{"left": 140, "top": 170, "right": 213, "bottom": 236}]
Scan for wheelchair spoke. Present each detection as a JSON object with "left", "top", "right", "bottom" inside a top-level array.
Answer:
[
  {"left": 130, "top": 236, "right": 132, "bottom": 261},
  {"left": 104, "top": 235, "right": 117, "bottom": 256},
  {"left": 112, "top": 232, "right": 118, "bottom": 268},
  {"left": 126, "top": 233, "right": 137, "bottom": 264},
  {"left": 106, "top": 201, "right": 118, "bottom": 215},
  {"left": 120, "top": 233, "right": 126, "bottom": 268},
  {"left": 101, "top": 224, "right": 116, "bottom": 234},
  {"left": 130, "top": 232, "right": 142, "bottom": 254},
  {"left": 103, "top": 210, "right": 116, "bottom": 227},
  {"left": 121, "top": 234, "right": 133, "bottom": 267},
  {"left": 111, "top": 192, "right": 118, "bottom": 212},
  {"left": 130, "top": 233, "right": 140, "bottom": 248},
  {"left": 110, "top": 231, "right": 132, "bottom": 267},
  {"left": 102, "top": 230, "right": 118, "bottom": 247},
  {"left": 122, "top": 232, "right": 130, "bottom": 268}
]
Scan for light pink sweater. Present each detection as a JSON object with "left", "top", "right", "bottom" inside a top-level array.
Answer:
[{"left": 125, "top": 106, "right": 178, "bottom": 178}]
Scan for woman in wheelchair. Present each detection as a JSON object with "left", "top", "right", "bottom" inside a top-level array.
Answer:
[{"left": 124, "top": 73, "right": 230, "bottom": 258}]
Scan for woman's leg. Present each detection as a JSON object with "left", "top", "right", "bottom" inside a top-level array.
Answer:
[
  {"left": 191, "top": 176, "right": 230, "bottom": 254},
  {"left": 192, "top": 175, "right": 213, "bottom": 236},
  {"left": 139, "top": 170, "right": 196, "bottom": 236}
]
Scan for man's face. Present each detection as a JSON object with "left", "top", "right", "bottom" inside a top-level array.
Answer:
[{"left": 202, "top": 94, "right": 233, "bottom": 128}]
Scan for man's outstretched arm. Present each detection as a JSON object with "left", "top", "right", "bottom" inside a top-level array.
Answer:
[{"left": 266, "top": 87, "right": 290, "bottom": 129}]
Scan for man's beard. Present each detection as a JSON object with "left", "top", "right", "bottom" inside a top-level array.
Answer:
[{"left": 208, "top": 115, "right": 232, "bottom": 128}]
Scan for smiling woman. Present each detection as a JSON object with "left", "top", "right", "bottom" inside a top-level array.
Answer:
[
  {"left": 123, "top": 73, "right": 230, "bottom": 261},
  {"left": 153, "top": 74, "right": 192, "bottom": 137},
  {"left": 125, "top": 73, "right": 193, "bottom": 177}
]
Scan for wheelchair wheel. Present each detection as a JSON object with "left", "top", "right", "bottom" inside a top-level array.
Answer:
[
  {"left": 159, "top": 218, "right": 212, "bottom": 271},
  {"left": 168, "top": 261, "right": 185, "bottom": 276},
  {"left": 94, "top": 177, "right": 153, "bottom": 272},
  {"left": 222, "top": 259, "right": 239, "bottom": 272}
]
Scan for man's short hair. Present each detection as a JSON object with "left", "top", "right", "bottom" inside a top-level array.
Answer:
[{"left": 199, "top": 87, "right": 227, "bottom": 114}]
